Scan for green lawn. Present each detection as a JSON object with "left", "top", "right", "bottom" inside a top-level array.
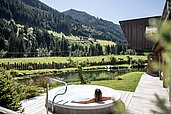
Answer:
[
  {"left": 90, "top": 72, "right": 143, "bottom": 92},
  {"left": 48, "top": 30, "right": 80, "bottom": 41},
  {"left": 96, "top": 40, "right": 116, "bottom": 46},
  {"left": 52, "top": 71, "right": 143, "bottom": 92},
  {"left": 0, "top": 55, "right": 147, "bottom": 64}
]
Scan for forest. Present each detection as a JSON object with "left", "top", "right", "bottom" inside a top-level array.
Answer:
[
  {"left": 0, "top": 0, "right": 127, "bottom": 58},
  {"left": 0, "top": 19, "right": 126, "bottom": 58}
]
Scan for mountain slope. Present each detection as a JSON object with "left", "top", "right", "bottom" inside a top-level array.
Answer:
[
  {"left": 0, "top": 0, "right": 126, "bottom": 43},
  {"left": 0, "top": 0, "right": 76, "bottom": 35},
  {"left": 63, "top": 9, "right": 127, "bottom": 43}
]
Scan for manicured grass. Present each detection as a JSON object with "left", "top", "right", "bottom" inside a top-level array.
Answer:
[
  {"left": 48, "top": 30, "right": 116, "bottom": 46},
  {"left": 0, "top": 55, "right": 147, "bottom": 64},
  {"left": 90, "top": 72, "right": 144, "bottom": 92},
  {"left": 48, "top": 30, "right": 80, "bottom": 41},
  {"left": 65, "top": 35, "right": 80, "bottom": 41},
  {"left": 117, "top": 64, "right": 130, "bottom": 67},
  {"left": 96, "top": 40, "right": 116, "bottom": 46}
]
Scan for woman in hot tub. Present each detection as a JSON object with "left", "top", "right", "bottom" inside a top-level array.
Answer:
[{"left": 71, "top": 89, "right": 111, "bottom": 104}]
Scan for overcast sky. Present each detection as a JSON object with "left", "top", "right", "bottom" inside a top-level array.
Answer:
[{"left": 40, "top": 0, "right": 165, "bottom": 24}]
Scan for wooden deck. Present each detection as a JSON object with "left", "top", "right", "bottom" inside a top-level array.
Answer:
[
  {"left": 21, "top": 73, "right": 170, "bottom": 114},
  {"left": 21, "top": 90, "right": 133, "bottom": 114},
  {"left": 21, "top": 94, "right": 46, "bottom": 114},
  {"left": 0, "top": 106, "right": 18, "bottom": 114},
  {"left": 115, "top": 90, "right": 134, "bottom": 108},
  {"left": 127, "top": 73, "right": 170, "bottom": 114}
]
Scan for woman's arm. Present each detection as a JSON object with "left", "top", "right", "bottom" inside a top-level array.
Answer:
[
  {"left": 102, "top": 97, "right": 111, "bottom": 101},
  {"left": 71, "top": 98, "right": 95, "bottom": 104}
]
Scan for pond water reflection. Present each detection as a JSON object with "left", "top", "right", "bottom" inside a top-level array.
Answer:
[{"left": 18, "top": 68, "right": 145, "bottom": 87}]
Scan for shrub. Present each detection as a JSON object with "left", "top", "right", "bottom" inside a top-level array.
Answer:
[
  {"left": 0, "top": 49, "right": 7, "bottom": 58},
  {"left": 0, "top": 68, "right": 41, "bottom": 111},
  {"left": 67, "top": 57, "right": 75, "bottom": 67},
  {"left": 125, "top": 49, "right": 136, "bottom": 55},
  {"left": 28, "top": 65, "right": 33, "bottom": 70},
  {"left": 126, "top": 56, "right": 133, "bottom": 64},
  {"left": 132, "top": 59, "right": 146, "bottom": 68},
  {"left": 110, "top": 56, "right": 116, "bottom": 65},
  {"left": 0, "top": 70, "right": 21, "bottom": 111},
  {"left": 19, "top": 85, "right": 40, "bottom": 100},
  {"left": 10, "top": 69, "right": 18, "bottom": 77},
  {"left": 117, "top": 77, "right": 123, "bottom": 80},
  {"left": 78, "top": 66, "right": 87, "bottom": 84}
]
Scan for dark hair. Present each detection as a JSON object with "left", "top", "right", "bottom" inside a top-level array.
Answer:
[{"left": 95, "top": 89, "right": 102, "bottom": 101}]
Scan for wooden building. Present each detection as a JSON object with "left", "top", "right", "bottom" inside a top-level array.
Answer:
[
  {"left": 119, "top": 16, "right": 160, "bottom": 52},
  {"left": 148, "top": 0, "right": 171, "bottom": 82},
  {"left": 147, "top": 0, "right": 171, "bottom": 101}
]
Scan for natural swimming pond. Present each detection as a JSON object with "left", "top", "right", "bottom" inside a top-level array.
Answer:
[{"left": 17, "top": 68, "right": 145, "bottom": 87}]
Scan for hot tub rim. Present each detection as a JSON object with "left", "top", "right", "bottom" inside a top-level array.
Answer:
[{"left": 48, "top": 85, "right": 121, "bottom": 110}]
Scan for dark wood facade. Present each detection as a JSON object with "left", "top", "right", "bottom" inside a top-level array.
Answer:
[
  {"left": 119, "top": 16, "right": 160, "bottom": 52},
  {"left": 147, "top": 0, "right": 171, "bottom": 101},
  {"left": 148, "top": 0, "right": 171, "bottom": 82}
]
